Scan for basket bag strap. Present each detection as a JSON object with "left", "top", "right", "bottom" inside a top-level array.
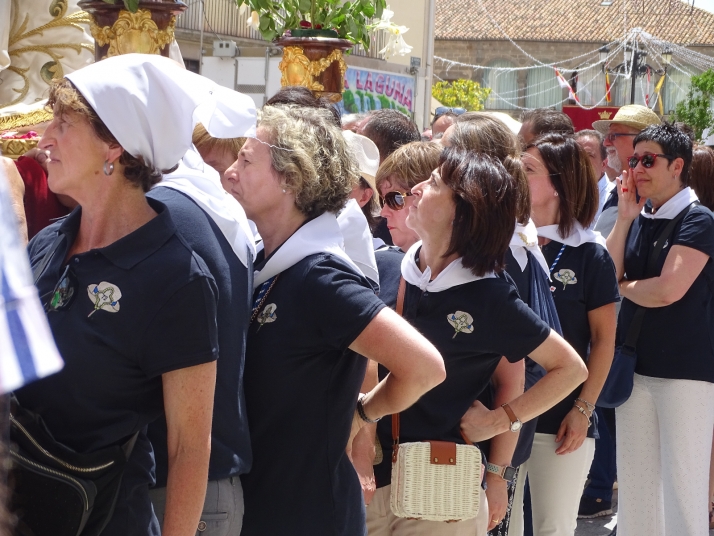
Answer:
[
  {"left": 390, "top": 277, "right": 474, "bottom": 463},
  {"left": 623, "top": 202, "right": 696, "bottom": 351}
]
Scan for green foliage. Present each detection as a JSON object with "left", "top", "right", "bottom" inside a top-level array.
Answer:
[
  {"left": 343, "top": 90, "right": 358, "bottom": 113},
  {"left": 101, "top": 0, "right": 140, "bottom": 12},
  {"left": 234, "top": 0, "right": 386, "bottom": 49},
  {"left": 674, "top": 69, "right": 714, "bottom": 141},
  {"left": 431, "top": 79, "right": 491, "bottom": 112}
]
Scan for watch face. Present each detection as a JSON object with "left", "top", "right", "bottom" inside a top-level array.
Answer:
[
  {"left": 510, "top": 421, "right": 522, "bottom": 432},
  {"left": 503, "top": 466, "right": 517, "bottom": 482}
]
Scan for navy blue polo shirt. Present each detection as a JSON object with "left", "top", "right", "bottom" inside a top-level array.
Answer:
[
  {"left": 18, "top": 199, "right": 218, "bottom": 536},
  {"left": 373, "top": 273, "right": 551, "bottom": 488},
  {"left": 146, "top": 187, "right": 253, "bottom": 487},
  {"left": 620, "top": 206, "right": 714, "bottom": 382},
  {"left": 375, "top": 246, "right": 404, "bottom": 308},
  {"left": 536, "top": 241, "right": 619, "bottom": 438},
  {"left": 240, "top": 253, "right": 385, "bottom": 536}
]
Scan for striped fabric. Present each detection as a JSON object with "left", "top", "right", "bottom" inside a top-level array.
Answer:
[{"left": 0, "top": 165, "right": 62, "bottom": 393}]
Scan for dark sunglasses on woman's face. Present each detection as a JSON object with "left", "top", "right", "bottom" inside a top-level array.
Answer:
[
  {"left": 434, "top": 107, "right": 466, "bottom": 120},
  {"left": 43, "top": 264, "right": 78, "bottom": 312},
  {"left": 380, "top": 190, "right": 413, "bottom": 210},
  {"left": 627, "top": 153, "right": 673, "bottom": 169}
]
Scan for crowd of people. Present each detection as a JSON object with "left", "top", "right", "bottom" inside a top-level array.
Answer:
[{"left": 2, "top": 52, "right": 714, "bottom": 536}]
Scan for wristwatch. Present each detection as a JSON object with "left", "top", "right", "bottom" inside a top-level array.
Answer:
[
  {"left": 486, "top": 462, "right": 517, "bottom": 482},
  {"left": 501, "top": 403, "right": 522, "bottom": 432}
]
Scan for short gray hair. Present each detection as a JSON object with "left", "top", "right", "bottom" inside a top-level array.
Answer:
[{"left": 259, "top": 105, "right": 359, "bottom": 218}]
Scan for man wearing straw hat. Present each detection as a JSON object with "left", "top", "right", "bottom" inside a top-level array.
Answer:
[{"left": 592, "top": 105, "right": 661, "bottom": 237}]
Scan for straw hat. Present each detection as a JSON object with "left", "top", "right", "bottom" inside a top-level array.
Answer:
[
  {"left": 592, "top": 104, "right": 661, "bottom": 134},
  {"left": 343, "top": 131, "right": 380, "bottom": 191}
]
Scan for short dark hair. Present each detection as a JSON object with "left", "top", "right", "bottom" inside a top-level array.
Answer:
[
  {"left": 520, "top": 109, "right": 575, "bottom": 138},
  {"left": 574, "top": 129, "right": 606, "bottom": 160},
  {"left": 675, "top": 122, "right": 697, "bottom": 143},
  {"left": 360, "top": 109, "right": 420, "bottom": 162},
  {"left": 431, "top": 111, "right": 459, "bottom": 128},
  {"left": 633, "top": 122, "right": 693, "bottom": 186},
  {"left": 265, "top": 86, "right": 341, "bottom": 128},
  {"left": 439, "top": 148, "right": 518, "bottom": 277},
  {"left": 527, "top": 133, "right": 599, "bottom": 237},
  {"left": 690, "top": 146, "right": 714, "bottom": 211}
]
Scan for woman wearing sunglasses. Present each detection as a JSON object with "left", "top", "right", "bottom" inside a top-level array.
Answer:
[
  {"left": 224, "top": 104, "right": 445, "bottom": 536},
  {"left": 366, "top": 147, "right": 588, "bottom": 536},
  {"left": 17, "top": 55, "right": 252, "bottom": 535},
  {"left": 606, "top": 123, "right": 714, "bottom": 536},
  {"left": 519, "top": 133, "right": 619, "bottom": 536}
]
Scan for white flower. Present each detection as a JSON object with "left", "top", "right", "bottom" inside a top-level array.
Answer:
[
  {"left": 379, "top": 32, "right": 413, "bottom": 59},
  {"left": 247, "top": 11, "right": 260, "bottom": 31},
  {"left": 238, "top": 3, "right": 250, "bottom": 16}
]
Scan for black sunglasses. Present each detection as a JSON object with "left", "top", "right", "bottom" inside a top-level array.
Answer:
[
  {"left": 434, "top": 107, "right": 466, "bottom": 119},
  {"left": 627, "top": 153, "right": 673, "bottom": 169},
  {"left": 380, "top": 190, "right": 413, "bottom": 210},
  {"left": 604, "top": 132, "right": 637, "bottom": 143},
  {"left": 43, "top": 264, "right": 77, "bottom": 313}
]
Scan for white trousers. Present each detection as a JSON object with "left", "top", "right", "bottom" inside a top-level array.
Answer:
[
  {"left": 366, "top": 484, "right": 489, "bottom": 536},
  {"left": 509, "top": 433, "right": 595, "bottom": 536},
  {"left": 616, "top": 373, "right": 714, "bottom": 536}
]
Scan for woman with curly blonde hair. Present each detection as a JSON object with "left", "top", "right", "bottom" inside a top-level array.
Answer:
[{"left": 225, "top": 104, "right": 446, "bottom": 536}]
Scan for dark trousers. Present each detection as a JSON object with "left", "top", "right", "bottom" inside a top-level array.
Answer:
[{"left": 583, "top": 407, "right": 617, "bottom": 503}]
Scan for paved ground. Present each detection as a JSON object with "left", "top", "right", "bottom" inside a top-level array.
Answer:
[{"left": 574, "top": 490, "right": 618, "bottom": 536}]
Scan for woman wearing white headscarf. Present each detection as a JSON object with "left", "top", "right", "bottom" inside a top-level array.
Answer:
[
  {"left": 17, "top": 54, "right": 255, "bottom": 536},
  {"left": 223, "top": 104, "right": 445, "bottom": 536}
]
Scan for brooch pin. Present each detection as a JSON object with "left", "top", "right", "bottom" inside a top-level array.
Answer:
[
  {"left": 257, "top": 303, "right": 277, "bottom": 331},
  {"left": 553, "top": 269, "right": 578, "bottom": 290},
  {"left": 447, "top": 311, "right": 474, "bottom": 339},
  {"left": 87, "top": 282, "right": 121, "bottom": 317}
]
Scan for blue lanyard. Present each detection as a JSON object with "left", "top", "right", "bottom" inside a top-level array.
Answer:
[
  {"left": 548, "top": 244, "right": 567, "bottom": 276},
  {"left": 251, "top": 276, "right": 277, "bottom": 319}
]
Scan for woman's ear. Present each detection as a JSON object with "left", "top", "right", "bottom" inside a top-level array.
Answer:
[
  {"left": 106, "top": 144, "right": 123, "bottom": 165},
  {"left": 670, "top": 157, "right": 685, "bottom": 178}
]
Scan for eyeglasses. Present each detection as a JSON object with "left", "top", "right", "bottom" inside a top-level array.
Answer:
[
  {"left": 43, "top": 264, "right": 77, "bottom": 312},
  {"left": 627, "top": 153, "right": 673, "bottom": 169},
  {"left": 434, "top": 107, "right": 466, "bottom": 119},
  {"left": 604, "top": 132, "right": 637, "bottom": 143},
  {"left": 380, "top": 190, "right": 413, "bottom": 210}
]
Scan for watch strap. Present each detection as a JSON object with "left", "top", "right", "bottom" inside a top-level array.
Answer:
[
  {"left": 486, "top": 462, "right": 516, "bottom": 482},
  {"left": 501, "top": 403, "right": 520, "bottom": 426}
]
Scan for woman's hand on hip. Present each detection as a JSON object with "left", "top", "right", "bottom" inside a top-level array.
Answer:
[
  {"left": 554, "top": 407, "right": 589, "bottom": 455},
  {"left": 460, "top": 401, "right": 509, "bottom": 442}
]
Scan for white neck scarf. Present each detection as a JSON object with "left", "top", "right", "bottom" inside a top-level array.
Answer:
[
  {"left": 253, "top": 212, "right": 359, "bottom": 289},
  {"left": 640, "top": 187, "right": 699, "bottom": 220},
  {"left": 336, "top": 199, "right": 379, "bottom": 286},
  {"left": 156, "top": 147, "right": 255, "bottom": 268},
  {"left": 401, "top": 241, "right": 495, "bottom": 293},
  {"left": 509, "top": 219, "right": 550, "bottom": 277},
  {"left": 537, "top": 221, "right": 607, "bottom": 248}
]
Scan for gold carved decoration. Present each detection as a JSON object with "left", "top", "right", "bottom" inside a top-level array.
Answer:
[
  {"left": 89, "top": 9, "right": 176, "bottom": 58},
  {"left": 0, "top": 108, "right": 54, "bottom": 132},
  {"left": 279, "top": 46, "right": 347, "bottom": 92},
  {"left": 0, "top": 139, "right": 39, "bottom": 160},
  {"left": 1, "top": 0, "right": 93, "bottom": 109},
  {"left": 598, "top": 111, "right": 613, "bottom": 120}
]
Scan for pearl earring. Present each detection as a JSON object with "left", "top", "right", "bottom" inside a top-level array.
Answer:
[
  {"left": 554, "top": 191, "right": 559, "bottom": 197},
  {"left": 282, "top": 189, "right": 287, "bottom": 193}
]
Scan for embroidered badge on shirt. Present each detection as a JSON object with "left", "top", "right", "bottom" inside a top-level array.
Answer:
[
  {"left": 257, "top": 303, "right": 277, "bottom": 330},
  {"left": 447, "top": 311, "right": 474, "bottom": 339},
  {"left": 87, "top": 282, "right": 121, "bottom": 317},
  {"left": 553, "top": 269, "right": 577, "bottom": 290}
]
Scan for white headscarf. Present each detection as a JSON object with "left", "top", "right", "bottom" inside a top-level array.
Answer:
[
  {"left": 253, "top": 212, "right": 360, "bottom": 290},
  {"left": 336, "top": 199, "right": 379, "bottom": 286},
  {"left": 66, "top": 53, "right": 257, "bottom": 170},
  {"left": 537, "top": 221, "right": 607, "bottom": 248},
  {"left": 509, "top": 219, "right": 550, "bottom": 276},
  {"left": 401, "top": 241, "right": 495, "bottom": 293},
  {"left": 156, "top": 147, "right": 255, "bottom": 267},
  {"left": 640, "top": 187, "right": 699, "bottom": 220}
]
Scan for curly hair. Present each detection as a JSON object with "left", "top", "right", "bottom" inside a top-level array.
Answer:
[
  {"left": 47, "top": 78, "right": 163, "bottom": 192},
  {"left": 449, "top": 113, "right": 531, "bottom": 225},
  {"left": 259, "top": 105, "right": 359, "bottom": 218}
]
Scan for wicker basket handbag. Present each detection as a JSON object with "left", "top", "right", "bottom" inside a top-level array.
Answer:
[{"left": 389, "top": 277, "right": 483, "bottom": 522}]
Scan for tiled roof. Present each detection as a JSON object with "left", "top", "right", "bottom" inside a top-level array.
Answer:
[{"left": 435, "top": 0, "right": 714, "bottom": 45}]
